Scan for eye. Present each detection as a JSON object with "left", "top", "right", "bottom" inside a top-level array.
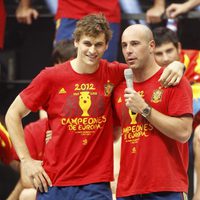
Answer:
[
  {"left": 166, "top": 48, "right": 174, "bottom": 54},
  {"left": 130, "top": 41, "right": 139, "bottom": 46},
  {"left": 121, "top": 43, "right": 127, "bottom": 49},
  {"left": 95, "top": 43, "right": 104, "bottom": 48},
  {"left": 155, "top": 52, "right": 162, "bottom": 56},
  {"left": 83, "top": 41, "right": 91, "bottom": 47}
]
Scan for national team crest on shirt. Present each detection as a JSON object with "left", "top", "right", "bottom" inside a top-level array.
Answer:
[
  {"left": 104, "top": 80, "right": 114, "bottom": 96},
  {"left": 151, "top": 87, "right": 163, "bottom": 103}
]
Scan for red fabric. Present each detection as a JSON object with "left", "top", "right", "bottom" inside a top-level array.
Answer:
[
  {"left": 13, "top": 119, "right": 48, "bottom": 161},
  {"left": 180, "top": 49, "right": 200, "bottom": 84},
  {"left": 56, "top": 0, "right": 120, "bottom": 23},
  {"left": 114, "top": 68, "right": 193, "bottom": 197},
  {"left": 20, "top": 60, "right": 126, "bottom": 186},
  {"left": 0, "top": 0, "right": 6, "bottom": 49},
  {"left": 0, "top": 123, "right": 13, "bottom": 165}
]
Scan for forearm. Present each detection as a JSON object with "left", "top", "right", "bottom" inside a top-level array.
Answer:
[
  {"left": 5, "top": 96, "right": 31, "bottom": 161},
  {"left": 153, "top": 0, "right": 165, "bottom": 8},
  {"left": 146, "top": 108, "right": 192, "bottom": 142},
  {"left": 185, "top": 0, "right": 200, "bottom": 11},
  {"left": 6, "top": 180, "right": 23, "bottom": 200},
  {"left": 18, "top": 0, "right": 31, "bottom": 8},
  {"left": 6, "top": 112, "right": 31, "bottom": 161}
]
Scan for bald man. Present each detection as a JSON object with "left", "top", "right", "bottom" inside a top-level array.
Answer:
[{"left": 113, "top": 24, "right": 193, "bottom": 200}]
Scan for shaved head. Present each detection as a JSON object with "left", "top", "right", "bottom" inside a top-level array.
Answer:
[
  {"left": 122, "top": 24, "right": 153, "bottom": 43},
  {"left": 121, "top": 24, "right": 158, "bottom": 75}
]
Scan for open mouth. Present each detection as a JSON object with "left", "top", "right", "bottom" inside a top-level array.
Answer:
[{"left": 127, "top": 58, "right": 136, "bottom": 64}]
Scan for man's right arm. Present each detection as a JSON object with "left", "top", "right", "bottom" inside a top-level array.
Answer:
[
  {"left": 5, "top": 95, "right": 31, "bottom": 162},
  {"left": 5, "top": 95, "right": 52, "bottom": 192}
]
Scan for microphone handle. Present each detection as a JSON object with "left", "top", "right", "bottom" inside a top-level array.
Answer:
[
  {"left": 125, "top": 79, "right": 136, "bottom": 114},
  {"left": 126, "top": 79, "right": 133, "bottom": 89}
]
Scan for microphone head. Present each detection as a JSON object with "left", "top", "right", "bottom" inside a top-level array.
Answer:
[{"left": 124, "top": 68, "right": 133, "bottom": 80}]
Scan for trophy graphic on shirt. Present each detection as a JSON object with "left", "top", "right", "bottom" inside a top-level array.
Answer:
[
  {"left": 129, "top": 109, "right": 138, "bottom": 124},
  {"left": 79, "top": 91, "right": 91, "bottom": 116}
]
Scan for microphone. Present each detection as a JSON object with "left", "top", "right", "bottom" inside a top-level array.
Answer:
[
  {"left": 124, "top": 68, "right": 133, "bottom": 89},
  {"left": 124, "top": 69, "right": 135, "bottom": 114}
]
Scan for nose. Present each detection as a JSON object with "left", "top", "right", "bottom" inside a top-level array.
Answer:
[
  {"left": 163, "top": 53, "right": 170, "bottom": 62},
  {"left": 126, "top": 44, "right": 132, "bottom": 53},
  {"left": 89, "top": 45, "right": 96, "bottom": 54},
  {"left": 123, "top": 45, "right": 133, "bottom": 57}
]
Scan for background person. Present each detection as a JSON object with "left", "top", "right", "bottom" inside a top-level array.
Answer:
[
  {"left": 15, "top": 0, "right": 121, "bottom": 62},
  {"left": 166, "top": 0, "right": 200, "bottom": 18},
  {"left": 153, "top": 26, "right": 200, "bottom": 200}
]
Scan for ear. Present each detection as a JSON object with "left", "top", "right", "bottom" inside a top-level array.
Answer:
[
  {"left": 74, "top": 40, "right": 78, "bottom": 48},
  {"left": 149, "top": 40, "right": 155, "bottom": 53},
  {"left": 105, "top": 43, "right": 109, "bottom": 50}
]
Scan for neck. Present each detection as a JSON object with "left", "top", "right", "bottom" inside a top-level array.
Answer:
[
  {"left": 70, "top": 58, "right": 99, "bottom": 74},
  {"left": 133, "top": 59, "right": 161, "bottom": 82}
]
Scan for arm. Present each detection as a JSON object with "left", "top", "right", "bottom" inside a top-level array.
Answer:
[
  {"left": 6, "top": 179, "right": 23, "bottom": 200},
  {"left": 159, "top": 61, "right": 185, "bottom": 87},
  {"left": 16, "top": 0, "right": 39, "bottom": 25},
  {"left": 124, "top": 88, "right": 192, "bottom": 143},
  {"left": 5, "top": 95, "right": 52, "bottom": 192},
  {"left": 193, "top": 125, "right": 200, "bottom": 200},
  {"left": 166, "top": 0, "right": 200, "bottom": 18},
  {"left": 146, "top": 0, "right": 165, "bottom": 24}
]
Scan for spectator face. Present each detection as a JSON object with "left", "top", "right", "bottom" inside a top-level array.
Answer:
[
  {"left": 74, "top": 33, "right": 108, "bottom": 67},
  {"left": 154, "top": 42, "right": 181, "bottom": 67}
]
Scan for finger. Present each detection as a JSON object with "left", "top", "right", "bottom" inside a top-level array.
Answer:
[
  {"left": 42, "top": 171, "right": 52, "bottom": 188},
  {"left": 158, "top": 70, "right": 171, "bottom": 85},
  {"left": 124, "top": 88, "right": 134, "bottom": 94},
  {"left": 32, "top": 10, "right": 39, "bottom": 19},
  {"left": 38, "top": 173, "right": 49, "bottom": 193},
  {"left": 33, "top": 177, "right": 43, "bottom": 192},
  {"left": 170, "top": 11, "right": 178, "bottom": 18},
  {"left": 166, "top": 7, "right": 172, "bottom": 17},
  {"left": 162, "top": 75, "right": 173, "bottom": 88},
  {"left": 27, "top": 16, "right": 32, "bottom": 25},
  {"left": 172, "top": 76, "right": 181, "bottom": 86},
  {"left": 167, "top": 76, "right": 177, "bottom": 87}
]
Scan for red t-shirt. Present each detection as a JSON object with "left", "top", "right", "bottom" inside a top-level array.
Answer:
[
  {"left": 180, "top": 49, "right": 200, "bottom": 117},
  {"left": 180, "top": 49, "right": 200, "bottom": 84},
  {"left": 0, "top": 123, "right": 13, "bottom": 165},
  {"left": 56, "top": 0, "right": 121, "bottom": 23},
  {"left": 13, "top": 119, "right": 49, "bottom": 161},
  {"left": 0, "top": 0, "right": 6, "bottom": 49},
  {"left": 20, "top": 60, "right": 126, "bottom": 186},
  {"left": 113, "top": 68, "right": 193, "bottom": 197}
]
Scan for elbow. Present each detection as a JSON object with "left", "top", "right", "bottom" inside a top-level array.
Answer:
[
  {"left": 176, "top": 116, "right": 193, "bottom": 143},
  {"left": 178, "top": 127, "right": 192, "bottom": 143},
  {"left": 5, "top": 109, "right": 13, "bottom": 128}
]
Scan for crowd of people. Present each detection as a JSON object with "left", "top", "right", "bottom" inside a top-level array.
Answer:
[{"left": 0, "top": 0, "right": 200, "bottom": 200}]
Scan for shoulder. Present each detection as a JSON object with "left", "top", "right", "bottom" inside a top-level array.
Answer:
[
  {"left": 100, "top": 59, "right": 127, "bottom": 69},
  {"left": 34, "top": 61, "right": 70, "bottom": 82}
]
